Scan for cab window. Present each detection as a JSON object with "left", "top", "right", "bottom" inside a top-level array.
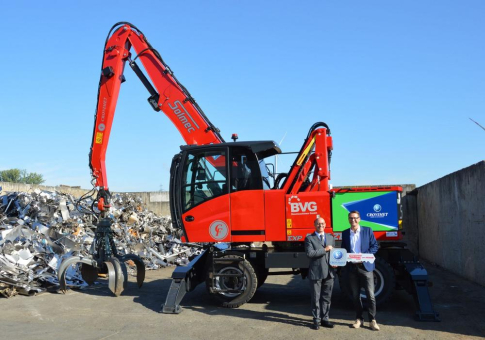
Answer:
[
  {"left": 182, "top": 150, "right": 227, "bottom": 211},
  {"left": 230, "top": 148, "right": 263, "bottom": 192}
]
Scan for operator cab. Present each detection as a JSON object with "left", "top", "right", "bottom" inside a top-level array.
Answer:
[{"left": 169, "top": 141, "right": 281, "bottom": 239}]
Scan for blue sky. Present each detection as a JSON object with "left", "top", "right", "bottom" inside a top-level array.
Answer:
[{"left": 1, "top": 1, "right": 484, "bottom": 192}]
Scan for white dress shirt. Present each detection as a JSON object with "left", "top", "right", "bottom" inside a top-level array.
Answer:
[
  {"left": 350, "top": 226, "right": 361, "bottom": 253},
  {"left": 315, "top": 232, "right": 325, "bottom": 245}
]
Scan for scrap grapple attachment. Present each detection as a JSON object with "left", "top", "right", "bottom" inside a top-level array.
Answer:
[{"left": 58, "top": 218, "right": 145, "bottom": 296}]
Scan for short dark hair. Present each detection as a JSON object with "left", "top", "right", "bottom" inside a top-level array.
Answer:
[{"left": 348, "top": 210, "right": 360, "bottom": 218}]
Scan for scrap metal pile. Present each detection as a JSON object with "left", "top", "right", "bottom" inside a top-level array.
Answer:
[{"left": 0, "top": 188, "right": 201, "bottom": 298}]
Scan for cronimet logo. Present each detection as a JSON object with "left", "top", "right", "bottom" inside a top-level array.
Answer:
[
  {"left": 367, "top": 203, "right": 388, "bottom": 218},
  {"left": 333, "top": 250, "right": 344, "bottom": 260}
]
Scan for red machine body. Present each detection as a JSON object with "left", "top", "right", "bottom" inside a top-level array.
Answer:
[
  {"left": 89, "top": 23, "right": 401, "bottom": 248},
  {"left": 175, "top": 126, "right": 334, "bottom": 244},
  {"left": 88, "top": 23, "right": 397, "bottom": 246}
]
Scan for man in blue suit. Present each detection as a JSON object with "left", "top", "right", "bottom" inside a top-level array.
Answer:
[{"left": 341, "top": 210, "right": 380, "bottom": 331}]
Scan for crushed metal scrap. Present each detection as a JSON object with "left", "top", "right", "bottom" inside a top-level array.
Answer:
[{"left": 0, "top": 188, "right": 201, "bottom": 298}]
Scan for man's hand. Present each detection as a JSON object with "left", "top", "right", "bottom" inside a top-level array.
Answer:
[{"left": 325, "top": 245, "right": 333, "bottom": 252}]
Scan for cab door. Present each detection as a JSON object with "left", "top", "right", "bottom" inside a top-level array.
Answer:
[
  {"left": 229, "top": 147, "right": 265, "bottom": 242},
  {"left": 179, "top": 147, "right": 231, "bottom": 243}
]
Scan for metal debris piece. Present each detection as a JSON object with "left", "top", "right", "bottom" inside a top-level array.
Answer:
[{"left": 0, "top": 189, "right": 201, "bottom": 298}]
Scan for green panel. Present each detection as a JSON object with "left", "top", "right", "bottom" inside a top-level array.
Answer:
[{"left": 331, "top": 191, "right": 396, "bottom": 232}]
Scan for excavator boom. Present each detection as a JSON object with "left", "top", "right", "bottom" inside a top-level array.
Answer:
[
  {"left": 60, "top": 22, "right": 225, "bottom": 297},
  {"left": 90, "top": 22, "right": 224, "bottom": 194}
]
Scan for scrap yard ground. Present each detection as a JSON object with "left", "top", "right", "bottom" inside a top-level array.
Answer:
[{"left": 3, "top": 261, "right": 484, "bottom": 340}]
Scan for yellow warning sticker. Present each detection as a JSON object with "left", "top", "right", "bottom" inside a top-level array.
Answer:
[
  {"left": 95, "top": 132, "right": 104, "bottom": 144},
  {"left": 286, "top": 219, "right": 292, "bottom": 228},
  {"left": 287, "top": 229, "right": 292, "bottom": 236}
]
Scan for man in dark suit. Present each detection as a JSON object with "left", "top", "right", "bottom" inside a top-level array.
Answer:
[
  {"left": 305, "top": 217, "right": 336, "bottom": 330},
  {"left": 341, "top": 210, "right": 380, "bottom": 331}
]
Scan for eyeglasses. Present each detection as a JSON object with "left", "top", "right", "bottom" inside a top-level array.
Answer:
[
  {"left": 316, "top": 223, "right": 325, "bottom": 226},
  {"left": 348, "top": 217, "right": 360, "bottom": 220}
]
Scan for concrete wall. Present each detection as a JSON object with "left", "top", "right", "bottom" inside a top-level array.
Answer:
[
  {"left": 0, "top": 182, "right": 91, "bottom": 198},
  {"left": 412, "top": 161, "right": 485, "bottom": 286},
  {"left": 125, "top": 191, "right": 170, "bottom": 216}
]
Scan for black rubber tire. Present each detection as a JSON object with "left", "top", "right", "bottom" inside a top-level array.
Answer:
[
  {"left": 248, "top": 259, "right": 268, "bottom": 288},
  {"left": 372, "top": 257, "right": 395, "bottom": 305},
  {"left": 206, "top": 255, "right": 258, "bottom": 308},
  {"left": 256, "top": 267, "right": 269, "bottom": 288},
  {"left": 339, "top": 257, "right": 395, "bottom": 306}
]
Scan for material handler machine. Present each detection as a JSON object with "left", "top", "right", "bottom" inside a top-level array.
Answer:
[{"left": 59, "top": 22, "right": 439, "bottom": 321}]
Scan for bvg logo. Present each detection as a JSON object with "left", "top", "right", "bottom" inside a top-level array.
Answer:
[{"left": 288, "top": 196, "right": 318, "bottom": 215}]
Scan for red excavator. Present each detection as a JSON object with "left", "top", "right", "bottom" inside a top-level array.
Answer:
[{"left": 58, "top": 22, "right": 439, "bottom": 321}]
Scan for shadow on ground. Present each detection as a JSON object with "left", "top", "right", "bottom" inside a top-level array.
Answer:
[{"left": 69, "top": 261, "right": 485, "bottom": 338}]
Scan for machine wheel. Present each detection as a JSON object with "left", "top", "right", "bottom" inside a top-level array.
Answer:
[
  {"left": 372, "top": 257, "right": 395, "bottom": 305},
  {"left": 248, "top": 260, "right": 268, "bottom": 288},
  {"left": 339, "top": 257, "right": 395, "bottom": 306},
  {"left": 206, "top": 255, "right": 258, "bottom": 308},
  {"left": 256, "top": 267, "right": 269, "bottom": 288}
]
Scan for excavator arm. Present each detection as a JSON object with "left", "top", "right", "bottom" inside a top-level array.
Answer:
[
  {"left": 89, "top": 22, "right": 224, "bottom": 210},
  {"left": 60, "top": 22, "right": 226, "bottom": 297}
]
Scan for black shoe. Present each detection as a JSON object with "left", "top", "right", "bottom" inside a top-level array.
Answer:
[
  {"left": 312, "top": 321, "right": 320, "bottom": 330},
  {"left": 321, "top": 320, "right": 334, "bottom": 328}
]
